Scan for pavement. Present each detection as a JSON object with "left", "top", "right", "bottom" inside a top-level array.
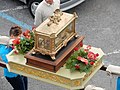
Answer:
[{"left": 0, "top": 0, "right": 120, "bottom": 90}]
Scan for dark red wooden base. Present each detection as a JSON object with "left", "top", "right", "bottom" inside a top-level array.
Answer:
[{"left": 25, "top": 36, "right": 85, "bottom": 72}]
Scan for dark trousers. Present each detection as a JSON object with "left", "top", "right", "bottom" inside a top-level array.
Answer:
[{"left": 6, "top": 75, "right": 28, "bottom": 90}]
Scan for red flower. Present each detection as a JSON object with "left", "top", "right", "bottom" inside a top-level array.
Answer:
[
  {"left": 84, "top": 45, "right": 91, "bottom": 52},
  {"left": 86, "top": 45, "right": 91, "bottom": 50},
  {"left": 25, "top": 35, "right": 31, "bottom": 39},
  {"left": 77, "top": 56, "right": 82, "bottom": 60},
  {"left": 77, "top": 56, "right": 88, "bottom": 65},
  {"left": 79, "top": 42, "right": 83, "bottom": 47},
  {"left": 87, "top": 51, "right": 98, "bottom": 60},
  {"left": 90, "top": 61, "right": 94, "bottom": 65},
  {"left": 11, "top": 45, "right": 15, "bottom": 49},
  {"left": 84, "top": 49, "right": 89, "bottom": 52},
  {"left": 75, "top": 64, "right": 80, "bottom": 69},
  {"left": 23, "top": 30, "right": 30, "bottom": 36},
  {"left": 74, "top": 47, "right": 79, "bottom": 51},
  {"left": 14, "top": 50, "right": 18, "bottom": 54},
  {"left": 32, "top": 26, "right": 36, "bottom": 31},
  {"left": 12, "top": 38, "right": 20, "bottom": 45},
  {"left": 96, "top": 53, "right": 99, "bottom": 57}
]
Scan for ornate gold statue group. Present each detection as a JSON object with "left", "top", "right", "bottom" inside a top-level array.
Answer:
[{"left": 47, "top": 9, "right": 63, "bottom": 26}]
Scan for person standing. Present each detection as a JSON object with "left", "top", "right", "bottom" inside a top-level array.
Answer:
[
  {"left": 117, "top": 77, "right": 120, "bottom": 90},
  {"left": 34, "top": 0, "right": 60, "bottom": 27},
  {"left": 0, "top": 26, "right": 28, "bottom": 90}
]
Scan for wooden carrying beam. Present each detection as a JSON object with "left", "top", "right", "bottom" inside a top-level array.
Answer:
[{"left": 0, "top": 59, "right": 6, "bottom": 68}]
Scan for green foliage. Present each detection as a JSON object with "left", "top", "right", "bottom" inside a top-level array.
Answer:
[
  {"left": 14, "top": 31, "right": 34, "bottom": 54},
  {"left": 66, "top": 46, "right": 99, "bottom": 73}
]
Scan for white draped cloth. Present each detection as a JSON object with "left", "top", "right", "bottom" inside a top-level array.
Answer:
[{"left": 0, "top": 36, "right": 10, "bottom": 45}]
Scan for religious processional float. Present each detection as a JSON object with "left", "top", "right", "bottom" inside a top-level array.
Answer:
[{"left": 7, "top": 9, "right": 104, "bottom": 90}]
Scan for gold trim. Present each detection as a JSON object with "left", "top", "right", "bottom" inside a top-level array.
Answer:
[{"left": 8, "top": 58, "right": 102, "bottom": 87}]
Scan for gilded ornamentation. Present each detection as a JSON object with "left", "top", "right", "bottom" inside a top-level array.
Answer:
[
  {"left": 47, "top": 9, "right": 63, "bottom": 26},
  {"left": 72, "top": 80, "right": 81, "bottom": 86},
  {"left": 8, "top": 58, "right": 102, "bottom": 87},
  {"left": 9, "top": 62, "right": 71, "bottom": 86}
]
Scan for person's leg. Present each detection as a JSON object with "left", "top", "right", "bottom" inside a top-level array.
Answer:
[
  {"left": 117, "top": 77, "right": 120, "bottom": 90},
  {"left": 22, "top": 76, "right": 28, "bottom": 90},
  {"left": 5, "top": 75, "right": 26, "bottom": 90}
]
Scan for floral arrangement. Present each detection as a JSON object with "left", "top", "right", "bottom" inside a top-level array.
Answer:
[
  {"left": 12, "top": 30, "right": 34, "bottom": 54},
  {"left": 66, "top": 45, "right": 99, "bottom": 73}
]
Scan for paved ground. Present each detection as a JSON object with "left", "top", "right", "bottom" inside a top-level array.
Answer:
[{"left": 0, "top": 0, "right": 120, "bottom": 90}]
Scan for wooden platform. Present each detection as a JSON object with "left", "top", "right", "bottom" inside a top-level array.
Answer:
[
  {"left": 6, "top": 45, "right": 104, "bottom": 89},
  {"left": 25, "top": 36, "right": 85, "bottom": 72}
]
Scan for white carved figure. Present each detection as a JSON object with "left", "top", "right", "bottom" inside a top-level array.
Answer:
[{"left": 85, "top": 85, "right": 105, "bottom": 90}]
